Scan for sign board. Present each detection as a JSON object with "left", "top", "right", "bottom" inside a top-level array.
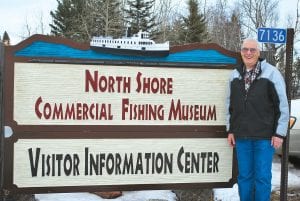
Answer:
[
  {"left": 14, "top": 63, "right": 226, "bottom": 126},
  {"left": 14, "top": 139, "right": 232, "bottom": 188},
  {"left": 257, "top": 27, "right": 287, "bottom": 44},
  {"left": 2, "top": 35, "right": 239, "bottom": 193}
]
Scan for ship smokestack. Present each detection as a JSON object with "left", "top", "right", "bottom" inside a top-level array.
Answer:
[{"left": 127, "top": 27, "right": 132, "bottom": 37}]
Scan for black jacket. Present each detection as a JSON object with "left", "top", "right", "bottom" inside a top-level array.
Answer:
[{"left": 226, "top": 59, "right": 289, "bottom": 139}]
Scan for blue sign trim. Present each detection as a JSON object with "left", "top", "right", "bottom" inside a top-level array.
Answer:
[{"left": 15, "top": 41, "right": 237, "bottom": 65}]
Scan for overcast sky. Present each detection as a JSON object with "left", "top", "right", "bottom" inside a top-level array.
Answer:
[
  {"left": 0, "top": 0, "right": 57, "bottom": 44},
  {"left": 0, "top": 0, "right": 299, "bottom": 45}
]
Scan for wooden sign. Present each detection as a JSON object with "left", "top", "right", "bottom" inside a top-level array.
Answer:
[
  {"left": 1, "top": 35, "right": 239, "bottom": 193},
  {"left": 14, "top": 139, "right": 232, "bottom": 188},
  {"left": 14, "top": 62, "right": 228, "bottom": 126}
]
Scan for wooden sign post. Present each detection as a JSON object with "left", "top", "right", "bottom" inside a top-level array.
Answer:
[
  {"left": 0, "top": 42, "right": 4, "bottom": 196},
  {"left": 280, "top": 28, "right": 294, "bottom": 201}
]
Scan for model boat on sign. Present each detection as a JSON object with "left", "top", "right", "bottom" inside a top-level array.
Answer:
[{"left": 90, "top": 30, "right": 169, "bottom": 57}]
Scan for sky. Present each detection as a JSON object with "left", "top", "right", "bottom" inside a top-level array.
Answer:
[
  {"left": 0, "top": 0, "right": 57, "bottom": 44},
  {"left": 0, "top": 0, "right": 299, "bottom": 45}
]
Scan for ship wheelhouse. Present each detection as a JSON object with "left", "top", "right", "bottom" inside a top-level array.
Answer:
[{"left": 90, "top": 30, "right": 169, "bottom": 57}]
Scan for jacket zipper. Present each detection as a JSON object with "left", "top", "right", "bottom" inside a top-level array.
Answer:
[{"left": 244, "top": 79, "right": 257, "bottom": 111}]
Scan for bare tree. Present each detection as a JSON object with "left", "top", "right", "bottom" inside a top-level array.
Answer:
[
  {"left": 292, "top": 57, "right": 300, "bottom": 98},
  {"left": 207, "top": 0, "right": 243, "bottom": 51},
  {"left": 238, "top": 0, "right": 279, "bottom": 37},
  {"left": 153, "top": 0, "right": 173, "bottom": 42},
  {"left": 284, "top": 0, "right": 300, "bottom": 98},
  {"left": 23, "top": 16, "right": 32, "bottom": 38},
  {"left": 153, "top": 0, "right": 186, "bottom": 44},
  {"left": 20, "top": 11, "right": 48, "bottom": 41},
  {"left": 36, "top": 11, "right": 46, "bottom": 35},
  {"left": 285, "top": 0, "right": 300, "bottom": 55},
  {"left": 88, "top": 0, "right": 123, "bottom": 37}
]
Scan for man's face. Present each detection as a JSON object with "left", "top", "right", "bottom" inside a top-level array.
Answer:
[{"left": 241, "top": 40, "right": 260, "bottom": 69}]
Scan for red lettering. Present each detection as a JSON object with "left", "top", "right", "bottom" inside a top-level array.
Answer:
[
  {"left": 43, "top": 103, "right": 52, "bottom": 119},
  {"left": 168, "top": 99, "right": 217, "bottom": 121},
  {"left": 82, "top": 103, "right": 89, "bottom": 120},
  {"left": 108, "top": 104, "right": 113, "bottom": 120},
  {"left": 89, "top": 103, "right": 95, "bottom": 119},
  {"left": 207, "top": 105, "right": 216, "bottom": 120},
  {"left": 194, "top": 105, "right": 199, "bottom": 120},
  {"left": 136, "top": 72, "right": 142, "bottom": 93},
  {"left": 151, "top": 78, "right": 159, "bottom": 93},
  {"left": 95, "top": 103, "right": 99, "bottom": 120},
  {"left": 138, "top": 104, "right": 145, "bottom": 120},
  {"left": 76, "top": 103, "right": 82, "bottom": 120},
  {"left": 136, "top": 72, "right": 173, "bottom": 94},
  {"left": 100, "top": 104, "right": 107, "bottom": 120},
  {"left": 34, "top": 99, "right": 113, "bottom": 121},
  {"left": 167, "top": 78, "right": 173, "bottom": 94},
  {"left": 122, "top": 98, "right": 164, "bottom": 120},
  {"left": 143, "top": 77, "right": 151, "bottom": 93},
  {"left": 122, "top": 98, "right": 129, "bottom": 120},
  {"left": 53, "top": 103, "right": 63, "bottom": 119},
  {"left": 123, "top": 77, "right": 131, "bottom": 93},
  {"left": 65, "top": 104, "right": 75, "bottom": 119},
  {"left": 85, "top": 70, "right": 98, "bottom": 92},
  {"left": 99, "top": 76, "right": 107, "bottom": 92},
  {"left": 116, "top": 76, "right": 122, "bottom": 92},
  {"left": 85, "top": 70, "right": 131, "bottom": 93},
  {"left": 200, "top": 105, "right": 206, "bottom": 120},
  {"left": 168, "top": 99, "right": 181, "bottom": 120},
  {"left": 160, "top": 78, "right": 166, "bottom": 93},
  {"left": 108, "top": 76, "right": 115, "bottom": 92},
  {"left": 35, "top": 96, "right": 43, "bottom": 119}
]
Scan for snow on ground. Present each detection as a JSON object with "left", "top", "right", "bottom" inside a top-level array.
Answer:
[
  {"left": 36, "top": 190, "right": 177, "bottom": 201},
  {"left": 36, "top": 157, "right": 300, "bottom": 201},
  {"left": 214, "top": 184, "right": 240, "bottom": 201}
]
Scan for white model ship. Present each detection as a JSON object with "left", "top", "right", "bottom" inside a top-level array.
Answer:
[{"left": 90, "top": 30, "right": 169, "bottom": 57}]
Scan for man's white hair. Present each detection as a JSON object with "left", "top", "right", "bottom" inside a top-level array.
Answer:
[{"left": 241, "top": 38, "right": 261, "bottom": 51}]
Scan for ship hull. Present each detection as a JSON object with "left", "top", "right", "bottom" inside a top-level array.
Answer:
[{"left": 90, "top": 46, "right": 169, "bottom": 57}]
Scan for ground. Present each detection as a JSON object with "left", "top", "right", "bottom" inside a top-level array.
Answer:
[{"left": 271, "top": 188, "right": 300, "bottom": 201}]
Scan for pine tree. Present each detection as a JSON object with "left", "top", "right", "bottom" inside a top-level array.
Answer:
[
  {"left": 50, "top": 0, "right": 123, "bottom": 42},
  {"left": 180, "top": 0, "right": 209, "bottom": 44},
  {"left": 124, "top": 0, "right": 156, "bottom": 35},
  {"left": 2, "top": 31, "right": 10, "bottom": 45},
  {"left": 50, "top": 0, "right": 87, "bottom": 41}
]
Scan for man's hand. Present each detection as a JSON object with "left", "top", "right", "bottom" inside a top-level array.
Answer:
[
  {"left": 271, "top": 136, "right": 283, "bottom": 149},
  {"left": 227, "top": 133, "right": 235, "bottom": 147}
]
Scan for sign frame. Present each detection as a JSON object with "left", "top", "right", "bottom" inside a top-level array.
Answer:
[{"left": 2, "top": 35, "right": 240, "bottom": 194}]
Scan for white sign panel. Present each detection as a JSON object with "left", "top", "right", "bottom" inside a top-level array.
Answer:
[
  {"left": 14, "top": 138, "right": 233, "bottom": 187},
  {"left": 14, "top": 62, "right": 231, "bottom": 125}
]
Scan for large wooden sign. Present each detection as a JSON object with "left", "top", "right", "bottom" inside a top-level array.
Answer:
[{"left": 1, "top": 35, "right": 239, "bottom": 193}]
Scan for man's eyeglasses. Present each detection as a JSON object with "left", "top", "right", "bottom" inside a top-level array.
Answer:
[{"left": 241, "top": 47, "right": 257, "bottom": 53}]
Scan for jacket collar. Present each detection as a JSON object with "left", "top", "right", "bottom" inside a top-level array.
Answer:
[{"left": 237, "top": 58, "right": 265, "bottom": 77}]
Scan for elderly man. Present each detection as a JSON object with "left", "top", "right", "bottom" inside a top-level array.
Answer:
[{"left": 226, "top": 38, "right": 289, "bottom": 201}]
